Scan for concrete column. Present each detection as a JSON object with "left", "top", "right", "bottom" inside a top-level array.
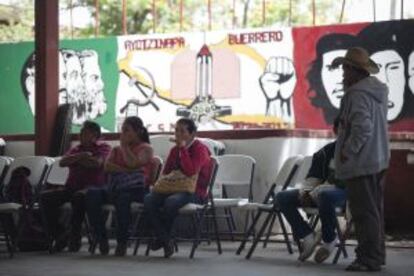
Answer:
[{"left": 34, "top": 0, "right": 59, "bottom": 155}]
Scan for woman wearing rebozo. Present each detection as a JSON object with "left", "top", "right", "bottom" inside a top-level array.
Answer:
[{"left": 86, "top": 116, "right": 154, "bottom": 256}]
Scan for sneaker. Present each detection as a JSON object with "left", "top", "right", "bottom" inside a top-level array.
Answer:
[
  {"left": 98, "top": 239, "right": 109, "bottom": 256},
  {"left": 298, "top": 232, "right": 319, "bottom": 262},
  {"left": 115, "top": 242, "right": 128, "bottom": 257},
  {"left": 314, "top": 239, "right": 337, "bottom": 263},
  {"left": 163, "top": 240, "right": 174, "bottom": 258}
]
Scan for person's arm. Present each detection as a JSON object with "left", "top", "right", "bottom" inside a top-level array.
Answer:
[
  {"left": 59, "top": 146, "right": 90, "bottom": 167},
  {"left": 78, "top": 144, "right": 111, "bottom": 169},
  {"left": 120, "top": 144, "right": 153, "bottom": 169},
  {"left": 161, "top": 147, "right": 177, "bottom": 175},
  {"left": 179, "top": 143, "right": 209, "bottom": 177},
  {"left": 341, "top": 93, "right": 373, "bottom": 162},
  {"left": 104, "top": 147, "right": 130, "bottom": 173}
]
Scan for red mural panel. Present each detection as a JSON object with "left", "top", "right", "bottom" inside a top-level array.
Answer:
[
  {"left": 292, "top": 23, "right": 367, "bottom": 130},
  {"left": 292, "top": 20, "right": 414, "bottom": 132}
]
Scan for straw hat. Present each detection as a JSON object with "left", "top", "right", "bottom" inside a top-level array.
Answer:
[{"left": 331, "top": 47, "right": 379, "bottom": 74}]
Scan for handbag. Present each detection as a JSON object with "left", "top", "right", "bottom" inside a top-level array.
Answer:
[
  {"left": 107, "top": 171, "right": 145, "bottom": 198},
  {"left": 152, "top": 170, "right": 197, "bottom": 194}
]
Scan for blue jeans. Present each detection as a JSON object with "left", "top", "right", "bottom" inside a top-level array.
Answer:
[
  {"left": 86, "top": 185, "right": 147, "bottom": 244},
  {"left": 276, "top": 187, "right": 346, "bottom": 243},
  {"left": 143, "top": 192, "right": 203, "bottom": 242}
]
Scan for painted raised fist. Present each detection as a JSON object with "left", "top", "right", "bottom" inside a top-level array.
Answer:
[{"left": 259, "top": 56, "right": 296, "bottom": 101}]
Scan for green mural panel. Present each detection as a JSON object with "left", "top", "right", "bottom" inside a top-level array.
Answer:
[{"left": 0, "top": 37, "right": 118, "bottom": 135}]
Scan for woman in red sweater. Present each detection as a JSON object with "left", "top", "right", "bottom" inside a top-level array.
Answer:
[{"left": 144, "top": 118, "right": 211, "bottom": 258}]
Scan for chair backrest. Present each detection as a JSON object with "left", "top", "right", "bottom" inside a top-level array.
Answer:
[
  {"left": 215, "top": 154, "right": 256, "bottom": 199},
  {"left": 2, "top": 156, "right": 50, "bottom": 196},
  {"left": 206, "top": 156, "right": 219, "bottom": 199},
  {"left": 274, "top": 155, "right": 304, "bottom": 193},
  {"left": 198, "top": 138, "right": 226, "bottom": 156},
  {"left": 0, "top": 156, "right": 13, "bottom": 185},
  {"left": 150, "top": 135, "right": 174, "bottom": 162},
  {"left": 45, "top": 157, "right": 70, "bottom": 186},
  {"left": 290, "top": 155, "right": 313, "bottom": 188}
]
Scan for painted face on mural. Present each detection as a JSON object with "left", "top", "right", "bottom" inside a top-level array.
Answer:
[
  {"left": 63, "top": 51, "right": 86, "bottom": 106},
  {"left": 25, "top": 65, "right": 35, "bottom": 114},
  {"left": 371, "top": 50, "right": 405, "bottom": 121},
  {"left": 80, "top": 50, "right": 107, "bottom": 119},
  {"left": 321, "top": 50, "right": 346, "bottom": 109},
  {"left": 23, "top": 49, "right": 107, "bottom": 125},
  {"left": 58, "top": 51, "right": 68, "bottom": 104},
  {"left": 408, "top": 51, "right": 414, "bottom": 96}
]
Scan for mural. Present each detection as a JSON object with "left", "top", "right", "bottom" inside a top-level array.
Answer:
[
  {"left": 22, "top": 49, "right": 107, "bottom": 124},
  {"left": 0, "top": 19, "right": 413, "bottom": 134}
]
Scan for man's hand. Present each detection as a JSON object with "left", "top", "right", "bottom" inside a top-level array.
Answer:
[{"left": 298, "top": 190, "right": 314, "bottom": 207}]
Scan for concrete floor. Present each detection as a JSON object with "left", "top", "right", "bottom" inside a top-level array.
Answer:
[{"left": 0, "top": 241, "right": 413, "bottom": 276}]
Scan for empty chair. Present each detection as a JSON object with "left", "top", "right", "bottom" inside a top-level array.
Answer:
[
  {"left": 0, "top": 156, "right": 13, "bottom": 186},
  {"left": 236, "top": 155, "right": 304, "bottom": 258},
  {"left": 210, "top": 154, "right": 256, "bottom": 239}
]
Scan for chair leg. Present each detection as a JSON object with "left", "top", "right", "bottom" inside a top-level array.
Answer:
[
  {"left": 245, "top": 212, "right": 274, "bottom": 259},
  {"left": 209, "top": 207, "right": 222, "bottom": 255},
  {"left": 130, "top": 212, "right": 144, "bottom": 256},
  {"left": 190, "top": 211, "right": 207, "bottom": 259},
  {"left": 310, "top": 214, "right": 320, "bottom": 230},
  {"left": 277, "top": 212, "right": 293, "bottom": 254},
  {"left": 262, "top": 213, "right": 276, "bottom": 248},
  {"left": 333, "top": 218, "right": 351, "bottom": 264},
  {"left": 0, "top": 217, "right": 15, "bottom": 258},
  {"left": 224, "top": 208, "right": 235, "bottom": 241},
  {"left": 236, "top": 209, "right": 262, "bottom": 255}
]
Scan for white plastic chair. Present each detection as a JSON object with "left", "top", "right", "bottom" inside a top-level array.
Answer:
[
  {"left": 237, "top": 155, "right": 304, "bottom": 258},
  {"left": 210, "top": 154, "right": 256, "bottom": 239},
  {"left": 0, "top": 156, "right": 13, "bottom": 185},
  {"left": 45, "top": 157, "right": 69, "bottom": 186},
  {"left": 0, "top": 156, "right": 50, "bottom": 257},
  {"left": 1, "top": 156, "right": 50, "bottom": 203},
  {"left": 198, "top": 138, "right": 225, "bottom": 156},
  {"left": 149, "top": 135, "right": 174, "bottom": 162}
]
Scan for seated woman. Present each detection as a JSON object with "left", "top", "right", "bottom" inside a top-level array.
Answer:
[
  {"left": 86, "top": 116, "right": 154, "bottom": 256},
  {"left": 144, "top": 118, "right": 211, "bottom": 258}
]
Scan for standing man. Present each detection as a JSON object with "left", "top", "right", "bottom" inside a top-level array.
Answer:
[
  {"left": 40, "top": 121, "right": 111, "bottom": 253},
  {"left": 331, "top": 47, "right": 390, "bottom": 272}
]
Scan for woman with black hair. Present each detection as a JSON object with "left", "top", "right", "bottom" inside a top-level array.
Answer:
[
  {"left": 144, "top": 118, "right": 212, "bottom": 258},
  {"left": 86, "top": 116, "right": 154, "bottom": 256}
]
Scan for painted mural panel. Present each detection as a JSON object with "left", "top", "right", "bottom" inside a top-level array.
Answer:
[
  {"left": 0, "top": 19, "right": 413, "bottom": 134},
  {"left": 115, "top": 28, "right": 294, "bottom": 132}
]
